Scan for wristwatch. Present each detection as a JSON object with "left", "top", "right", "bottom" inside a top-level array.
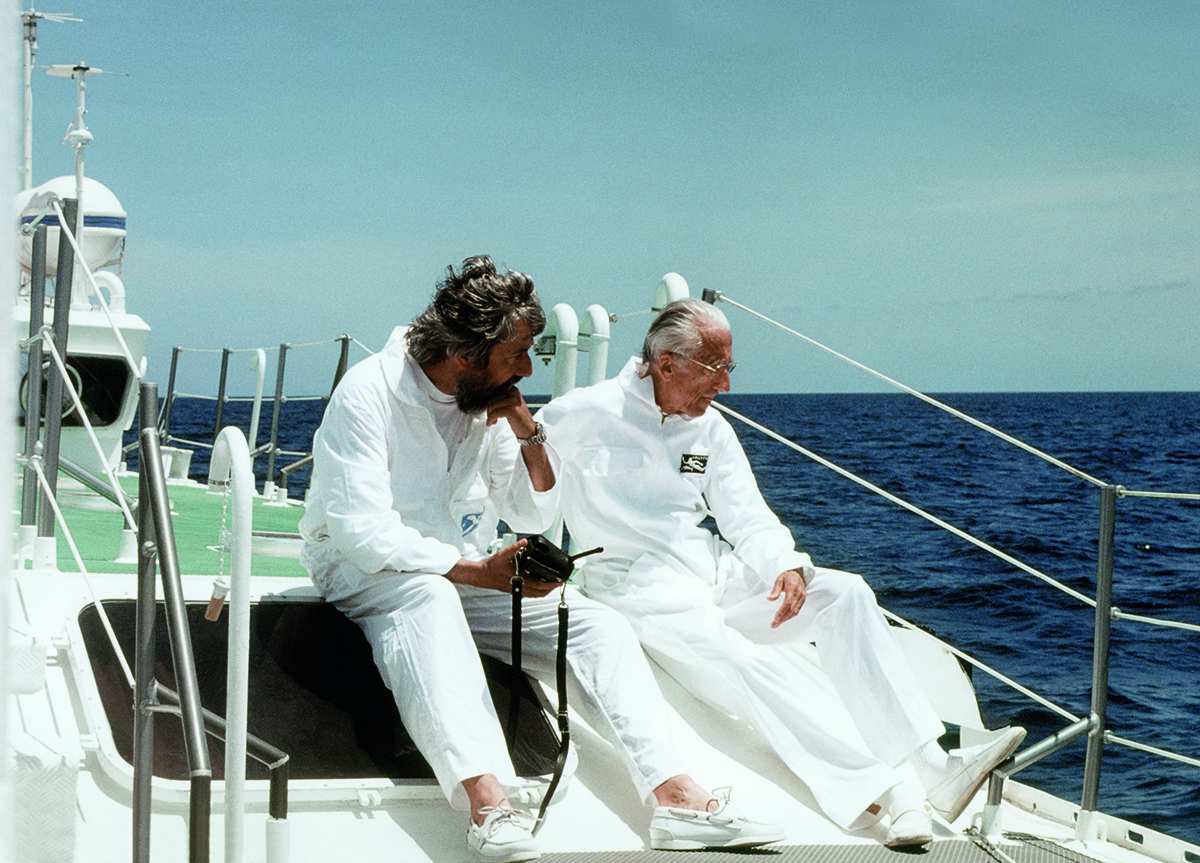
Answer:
[{"left": 517, "top": 422, "right": 547, "bottom": 446}]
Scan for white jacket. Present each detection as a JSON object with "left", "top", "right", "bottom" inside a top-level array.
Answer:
[
  {"left": 300, "top": 327, "right": 560, "bottom": 576},
  {"left": 538, "top": 357, "right": 810, "bottom": 592}
]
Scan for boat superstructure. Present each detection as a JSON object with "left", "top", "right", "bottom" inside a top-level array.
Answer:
[{"left": 6, "top": 10, "right": 1199, "bottom": 863}]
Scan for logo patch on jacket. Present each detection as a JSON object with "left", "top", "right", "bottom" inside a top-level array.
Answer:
[
  {"left": 461, "top": 512, "right": 483, "bottom": 536},
  {"left": 679, "top": 453, "right": 708, "bottom": 474}
]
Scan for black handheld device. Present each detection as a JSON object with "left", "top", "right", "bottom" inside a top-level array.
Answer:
[{"left": 517, "top": 535, "right": 603, "bottom": 583}]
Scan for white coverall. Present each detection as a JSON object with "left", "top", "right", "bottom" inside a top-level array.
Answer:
[
  {"left": 537, "top": 357, "right": 945, "bottom": 828},
  {"left": 300, "top": 330, "right": 690, "bottom": 811}
]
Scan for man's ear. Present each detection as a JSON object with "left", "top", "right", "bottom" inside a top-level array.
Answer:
[
  {"left": 452, "top": 354, "right": 480, "bottom": 373},
  {"left": 655, "top": 352, "right": 677, "bottom": 380}
]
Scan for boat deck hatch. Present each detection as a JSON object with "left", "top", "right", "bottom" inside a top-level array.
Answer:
[{"left": 79, "top": 599, "right": 561, "bottom": 782}]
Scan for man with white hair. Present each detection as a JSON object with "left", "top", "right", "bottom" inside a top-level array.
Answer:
[{"left": 538, "top": 297, "right": 1025, "bottom": 848}]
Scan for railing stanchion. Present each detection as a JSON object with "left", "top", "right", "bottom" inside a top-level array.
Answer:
[
  {"left": 1078, "top": 484, "right": 1117, "bottom": 841},
  {"left": 213, "top": 347, "right": 231, "bottom": 440},
  {"left": 139, "top": 381, "right": 213, "bottom": 863},
  {"left": 38, "top": 197, "right": 77, "bottom": 538},
  {"left": 161, "top": 346, "right": 180, "bottom": 436},
  {"left": 263, "top": 343, "right": 288, "bottom": 496},
  {"left": 332, "top": 334, "right": 351, "bottom": 395},
  {"left": 21, "top": 222, "right": 47, "bottom": 526},
  {"left": 133, "top": 384, "right": 159, "bottom": 863}
]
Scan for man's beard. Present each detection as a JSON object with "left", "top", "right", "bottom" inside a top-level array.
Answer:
[{"left": 456, "top": 367, "right": 519, "bottom": 414}]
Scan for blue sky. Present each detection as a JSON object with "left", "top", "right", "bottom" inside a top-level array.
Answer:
[{"left": 19, "top": 0, "right": 1200, "bottom": 394}]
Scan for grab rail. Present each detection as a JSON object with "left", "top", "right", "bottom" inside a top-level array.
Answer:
[
  {"left": 134, "top": 383, "right": 212, "bottom": 863},
  {"left": 132, "top": 387, "right": 293, "bottom": 863}
]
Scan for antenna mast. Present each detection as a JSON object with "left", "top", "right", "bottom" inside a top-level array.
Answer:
[{"left": 20, "top": 7, "right": 82, "bottom": 189}]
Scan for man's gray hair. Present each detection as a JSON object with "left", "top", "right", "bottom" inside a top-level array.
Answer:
[
  {"left": 641, "top": 298, "right": 730, "bottom": 365},
  {"left": 406, "top": 255, "right": 546, "bottom": 365}
]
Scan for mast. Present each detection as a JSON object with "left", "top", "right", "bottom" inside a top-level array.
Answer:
[
  {"left": 48, "top": 62, "right": 98, "bottom": 209},
  {"left": 19, "top": 7, "right": 81, "bottom": 190}
]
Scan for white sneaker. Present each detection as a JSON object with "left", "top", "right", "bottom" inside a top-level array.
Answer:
[
  {"left": 885, "top": 807, "right": 933, "bottom": 849},
  {"left": 649, "top": 788, "right": 786, "bottom": 850},
  {"left": 467, "top": 807, "right": 540, "bottom": 863},
  {"left": 927, "top": 727, "right": 1026, "bottom": 822}
]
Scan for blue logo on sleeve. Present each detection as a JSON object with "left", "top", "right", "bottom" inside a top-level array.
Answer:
[{"left": 461, "top": 512, "right": 484, "bottom": 536}]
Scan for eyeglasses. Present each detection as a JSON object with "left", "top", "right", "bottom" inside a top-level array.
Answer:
[{"left": 673, "top": 352, "right": 737, "bottom": 377}]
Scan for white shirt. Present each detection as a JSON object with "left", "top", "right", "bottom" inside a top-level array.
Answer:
[
  {"left": 537, "top": 357, "right": 810, "bottom": 591},
  {"left": 300, "top": 326, "right": 560, "bottom": 576}
]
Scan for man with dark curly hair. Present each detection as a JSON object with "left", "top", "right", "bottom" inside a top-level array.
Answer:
[{"left": 300, "top": 258, "right": 783, "bottom": 862}]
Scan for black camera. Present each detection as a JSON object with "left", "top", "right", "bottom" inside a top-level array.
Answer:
[{"left": 517, "top": 535, "right": 602, "bottom": 583}]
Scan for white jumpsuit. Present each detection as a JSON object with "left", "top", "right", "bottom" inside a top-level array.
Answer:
[
  {"left": 537, "top": 358, "right": 946, "bottom": 828},
  {"left": 300, "top": 330, "right": 690, "bottom": 811}
]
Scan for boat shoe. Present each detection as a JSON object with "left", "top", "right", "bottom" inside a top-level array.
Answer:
[
  {"left": 649, "top": 788, "right": 786, "bottom": 850},
  {"left": 885, "top": 806, "right": 934, "bottom": 849},
  {"left": 928, "top": 727, "right": 1027, "bottom": 823},
  {"left": 467, "top": 807, "right": 540, "bottom": 863}
]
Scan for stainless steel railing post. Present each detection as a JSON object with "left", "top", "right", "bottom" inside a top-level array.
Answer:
[
  {"left": 1078, "top": 484, "right": 1117, "bottom": 838},
  {"left": 133, "top": 386, "right": 159, "bottom": 863},
  {"left": 213, "top": 347, "right": 231, "bottom": 441},
  {"left": 263, "top": 343, "right": 289, "bottom": 492},
  {"left": 161, "top": 346, "right": 180, "bottom": 435},
  {"left": 21, "top": 223, "right": 47, "bottom": 526},
  {"left": 136, "top": 381, "right": 214, "bottom": 863},
  {"left": 331, "top": 334, "right": 351, "bottom": 395},
  {"left": 37, "top": 197, "right": 77, "bottom": 537}
]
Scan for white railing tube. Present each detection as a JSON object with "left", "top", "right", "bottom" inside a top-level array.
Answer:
[
  {"left": 579, "top": 304, "right": 611, "bottom": 386},
  {"left": 547, "top": 303, "right": 579, "bottom": 397},
  {"left": 208, "top": 427, "right": 254, "bottom": 863}
]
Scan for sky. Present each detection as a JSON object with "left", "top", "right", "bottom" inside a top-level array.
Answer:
[{"left": 14, "top": 0, "right": 1200, "bottom": 395}]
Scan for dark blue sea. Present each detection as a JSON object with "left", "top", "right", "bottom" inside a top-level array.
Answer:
[{"left": 145, "top": 391, "right": 1200, "bottom": 845}]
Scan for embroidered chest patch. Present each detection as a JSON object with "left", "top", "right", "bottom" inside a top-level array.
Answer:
[
  {"left": 461, "top": 512, "right": 483, "bottom": 536},
  {"left": 679, "top": 453, "right": 708, "bottom": 474}
]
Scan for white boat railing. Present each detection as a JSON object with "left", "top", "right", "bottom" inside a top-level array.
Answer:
[
  {"left": 156, "top": 335, "right": 375, "bottom": 499},
  {"left": 698, "top": 290, "right": 1199, "bottom": 846},
  {"left": 534, "top": 278, "right": 1196, "bottom": 850},
  {"left": 206, "top": 424, "right": 291, "bottom": 863}
]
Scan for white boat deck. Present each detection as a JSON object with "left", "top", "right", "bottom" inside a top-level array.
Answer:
[{"left": 10, "top": 561, "right": 1197, "bottom": 863}]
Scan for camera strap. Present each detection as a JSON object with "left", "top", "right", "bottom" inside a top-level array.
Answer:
[{"left": 509, "top": 556, "right": 572, "bottom": 834}]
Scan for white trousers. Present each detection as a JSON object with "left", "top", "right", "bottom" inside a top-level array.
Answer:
[
  {"left": 581, "top": 555, "right": 945, "bottom": 828},
  {"left": 303, "top": 543, "right": 689, "bottom": 811}
]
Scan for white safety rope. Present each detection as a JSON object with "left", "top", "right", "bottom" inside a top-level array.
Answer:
[
  {"left": 50, "top": 199, "right": 143, "bottom": 382},
  {"left": 29, "top": 326, "right": 138, "bottom": 532},
  {"left": 881, "top": 609, "right": 1080, "bottom": 723},
  {"left": 713, "top": 293, "right": 1110, "bottom": 488},
  {"left": 26, "top": 456, "right": 135, "bottom": 688},
  {"left": 712, "top": 401, "right": 1097, "bottom": 607}
]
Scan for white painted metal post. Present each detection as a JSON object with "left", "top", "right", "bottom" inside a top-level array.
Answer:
[
  {"left": 209, "top": 428, "right": 254, "bottom": 863},
  {"left": 579, "top": 304, "right": 611, "bottom": 386},
  {"left": 547, "top": 303, "right": 579, "bottom": 397}
]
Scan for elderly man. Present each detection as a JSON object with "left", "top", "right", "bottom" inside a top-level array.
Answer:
[
  {"left": 537, "top": 298, "right": 1025, "bottom": 848},
  {"left": 300, "top": 261, "right": 784, "bottom": 862}
]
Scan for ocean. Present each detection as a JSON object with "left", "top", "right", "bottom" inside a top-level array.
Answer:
[{"left": 153, "top": 390, "right": 1200, "bottom": 845}]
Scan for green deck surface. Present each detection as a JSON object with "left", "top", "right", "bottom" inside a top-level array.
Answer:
[{"left": 53, "top": 474, "right": 308, "bottom": 578}]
